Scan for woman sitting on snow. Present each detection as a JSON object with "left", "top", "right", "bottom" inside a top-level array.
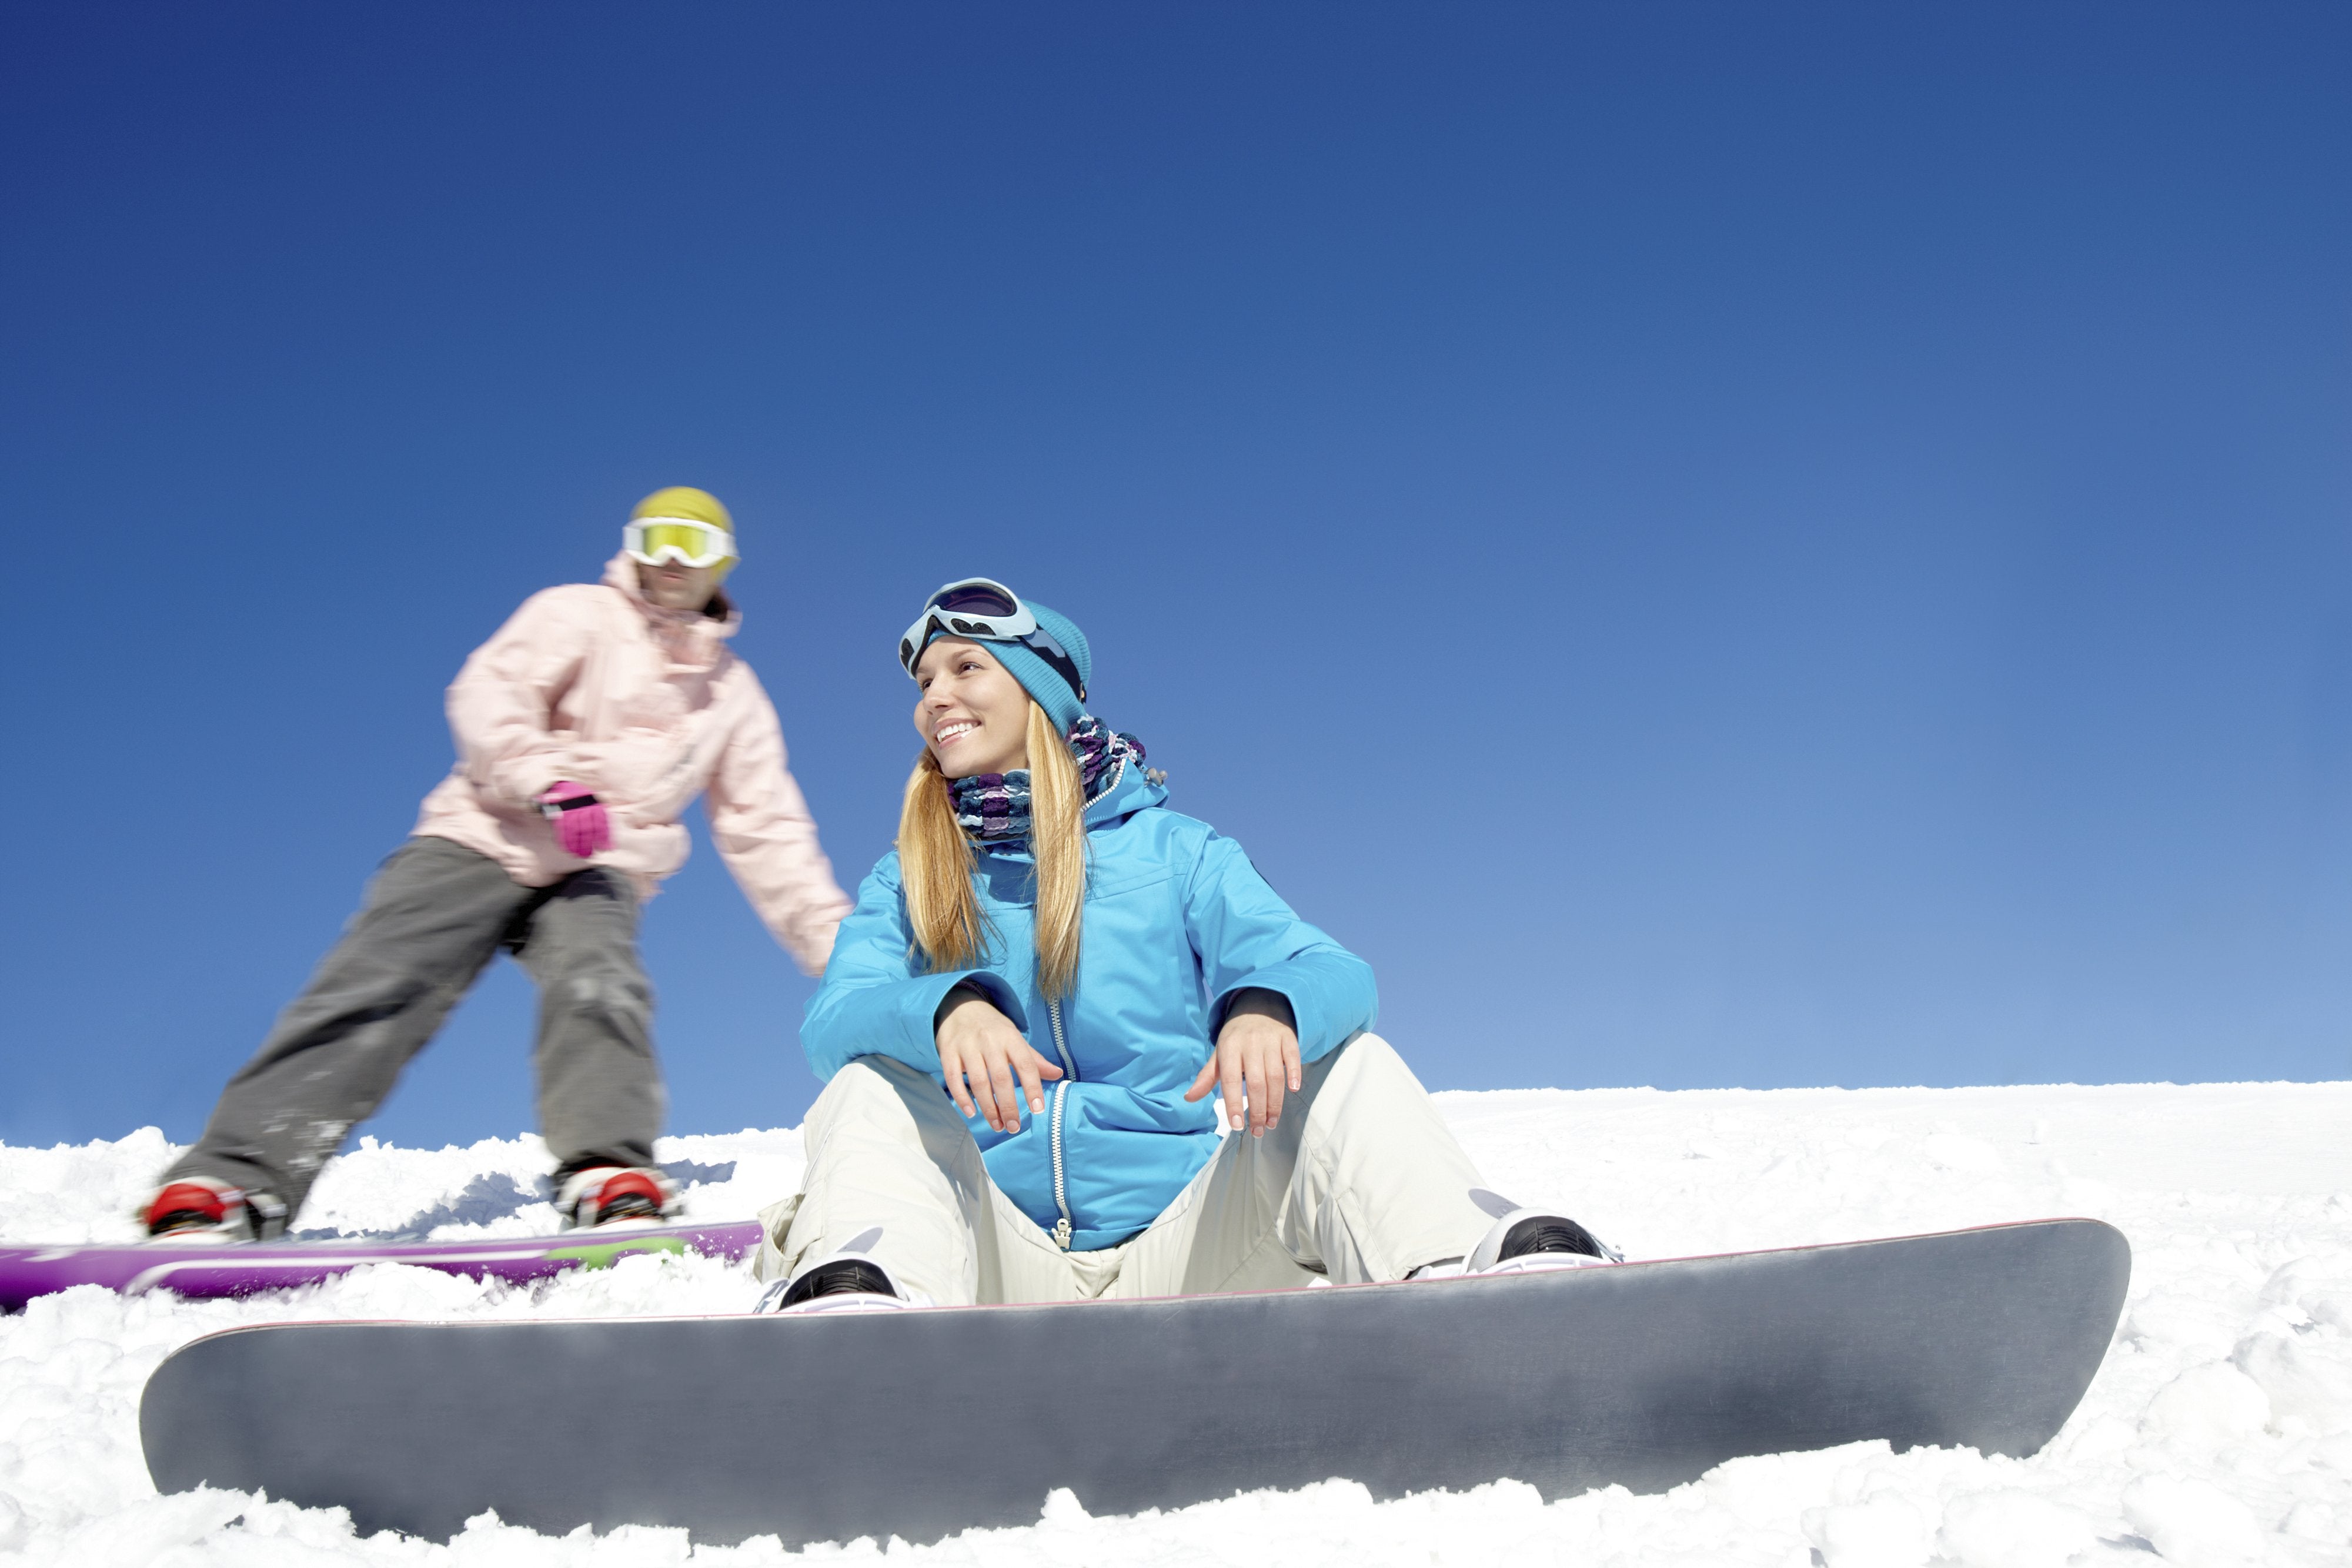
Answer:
[{"left": 754, "top": 579, "right": 1616, "bottom": 1312}]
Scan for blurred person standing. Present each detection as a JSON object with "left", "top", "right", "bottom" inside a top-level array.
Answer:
[{"left": 143, "top": 487, "right": 852, "bottom": 1240}]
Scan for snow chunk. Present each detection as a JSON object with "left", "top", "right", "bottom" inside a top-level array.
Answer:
[{"left": 2122, "top": 1473, "right": 2267, "bottom": 1563}]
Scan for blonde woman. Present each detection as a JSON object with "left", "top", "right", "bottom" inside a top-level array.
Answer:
[{"left": 757, "top": 579, "right": 1613, "bottom": 1311}]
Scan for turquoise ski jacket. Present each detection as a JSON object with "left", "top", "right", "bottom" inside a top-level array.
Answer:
[{"left": 803, "top": 761, "right": 1377, "bottom": 1251}]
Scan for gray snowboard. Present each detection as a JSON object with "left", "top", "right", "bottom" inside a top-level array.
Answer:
[{"left": 141, "top": 1218, "right": 2128, "bottom": 1547}]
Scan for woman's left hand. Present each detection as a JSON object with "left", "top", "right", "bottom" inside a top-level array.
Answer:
[{"left": 1185, "top": 988, "right": 1302, "bottom": 1137}]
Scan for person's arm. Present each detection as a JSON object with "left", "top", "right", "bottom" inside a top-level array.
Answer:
[
  {"left": 801, "top": 858, "right": 1030, "bottom": 1081},
  {"left": 1183, "top": 831, "right": 1376, "bottom": 1056},
  {"left": 706, "top": 671, "right": 855, "bottom": 976},
  {"left": 445, "top": 589, "right": 600, "bottom": 808},
  {"left": 1178, "top": 830, "right": 1378, "bottom": 1136}
]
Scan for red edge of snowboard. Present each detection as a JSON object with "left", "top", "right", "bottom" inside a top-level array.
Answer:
[{"left": 129, "top": 1213, "right": 2118, "bottom": 1332}]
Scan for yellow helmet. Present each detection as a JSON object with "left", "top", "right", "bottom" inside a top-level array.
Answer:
[{"left": 626, "top": 487, "right": 738, "bottom": 580}]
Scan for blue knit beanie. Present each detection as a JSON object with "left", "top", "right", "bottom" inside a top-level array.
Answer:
[{"left": 916, "top": 597, "right": 1093, "bottom": 733}]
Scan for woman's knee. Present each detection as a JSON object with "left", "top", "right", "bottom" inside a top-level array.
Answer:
[
  {"left": 810, "top": 1056, "right": 897, "bottom": 1115},
  {"left": 1311, "top": 1031, "right": 1421, "bottom": 1095},
  {"left": 806, "top": 1055, "right": 949, "bottom": 1140}
]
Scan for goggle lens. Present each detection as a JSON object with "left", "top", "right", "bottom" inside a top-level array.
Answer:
[
  {"left": 631, "top": 521, "right": 731, "bottom": 566},
  {"left": 928, "top": 583, "right": 1021, "bottom": 618}
]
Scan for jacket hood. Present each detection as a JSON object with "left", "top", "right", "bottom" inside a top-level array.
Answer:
[{"left": 1084, "top": 749, "right": 1165, "bottom": 826}]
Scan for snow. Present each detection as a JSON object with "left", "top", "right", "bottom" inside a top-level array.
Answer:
[{"left": 1, "top": 1081, "right": 2347, "bottom": 1566}]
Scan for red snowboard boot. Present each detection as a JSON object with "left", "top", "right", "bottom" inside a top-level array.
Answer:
[
  {"left": 554, "top": 1166, "right": 682, "bottom": 1229},
  {"left": 142, "top": 1177, "right": 278, "bottom": 1242}
]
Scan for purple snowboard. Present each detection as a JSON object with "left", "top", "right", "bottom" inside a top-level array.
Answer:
[{"left": 0, "top": 1219, "right": 764, "bottom": 1311}]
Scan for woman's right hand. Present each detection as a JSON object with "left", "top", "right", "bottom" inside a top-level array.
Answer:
[{"left": 935, "top": 987, "right": 1064, "bottom": 1133}]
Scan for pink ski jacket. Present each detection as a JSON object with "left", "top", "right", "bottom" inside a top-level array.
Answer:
[{"left": 413, "top": 553, "right": 853, "bottom": 974}]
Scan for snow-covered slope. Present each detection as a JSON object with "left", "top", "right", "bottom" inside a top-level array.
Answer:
[{"left": 1, "top": 1081, "right": 2346, "bottom": 1565}]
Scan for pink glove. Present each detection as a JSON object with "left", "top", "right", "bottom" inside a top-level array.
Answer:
[{"left": 537, "top": 781, "right": 611, "bottom": 859}]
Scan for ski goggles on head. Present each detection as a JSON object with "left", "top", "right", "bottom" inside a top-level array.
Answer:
[
  {"left": 898, "top": 577, "right": 1087, "bottom": 699},
  {"left": 623, "top": 517, "right": 737, "bottom": 570},
  {"left": 899, "top": 578, "right": 1036, "bottom": 672}
]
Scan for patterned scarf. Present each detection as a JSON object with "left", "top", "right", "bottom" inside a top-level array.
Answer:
[{"left": 948, "top": 717, "right": 1157, "bottom": 842}]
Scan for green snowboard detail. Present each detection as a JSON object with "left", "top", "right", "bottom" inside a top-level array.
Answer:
[{"left": 544, "top": 1236, "right": 690, "bottom": 1270}]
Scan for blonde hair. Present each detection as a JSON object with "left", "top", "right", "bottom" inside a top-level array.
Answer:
[{"left": 899, "top": 701, "right": 1087, "bottom": 999}]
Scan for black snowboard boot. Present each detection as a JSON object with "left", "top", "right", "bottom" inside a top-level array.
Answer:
[
  {"left": 776, "top": 1258, "right": 897, "bottom": 1307},
  {"left": 755, "top": 1241, "right": 915, "bottom": 1316},
  {"left": 1495, "top": 1215, "right": 1609, "bottom": 1263},
  {"left": 1472, "top": 1206, "right": 1621, "bottom": 1273}
]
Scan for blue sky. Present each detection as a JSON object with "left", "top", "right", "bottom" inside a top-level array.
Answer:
[{"left": 3, "top": 4, "right": 2347, "bottom": 1152}]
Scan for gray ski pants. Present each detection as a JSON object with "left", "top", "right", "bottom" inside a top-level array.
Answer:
[{"left": 166, "top": 835, "right": 663, "bottom": 1225}]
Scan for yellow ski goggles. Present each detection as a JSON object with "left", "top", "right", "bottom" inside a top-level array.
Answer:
[{"left": 623, "top": 517, "right": 737, "bottom": 570}]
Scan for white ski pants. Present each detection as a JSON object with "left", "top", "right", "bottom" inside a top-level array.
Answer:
[{"left": 756, "top": 1033, "right": 1502, "bottom": 1306}]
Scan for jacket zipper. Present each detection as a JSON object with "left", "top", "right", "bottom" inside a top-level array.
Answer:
[
  {"left": 1045, "top": 997, "right": 1078, "bottom": 1081},
  {"left": 1048, "top": 1082, "right": 1074, "bottom": 1251},
  {"left": 1045, "top": 997, "right": 1078, "bottom": 1250}
]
